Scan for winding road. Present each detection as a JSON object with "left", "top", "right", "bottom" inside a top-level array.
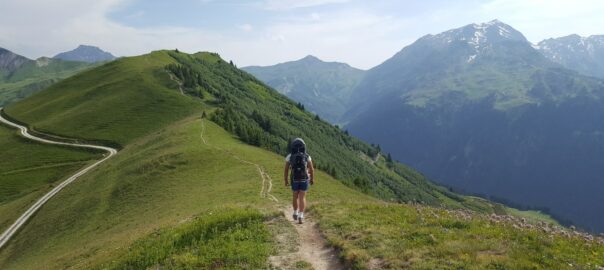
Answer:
[{"left": 0, "top": 108, "right": 117, "bottom": 250}]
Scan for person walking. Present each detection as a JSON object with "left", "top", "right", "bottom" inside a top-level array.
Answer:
[{"left": 284, "top": 138, "right": 315, "bottom": 224}]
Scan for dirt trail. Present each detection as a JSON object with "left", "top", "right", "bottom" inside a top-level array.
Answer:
[
  {"left": 276, "top": 208, "right": 346, "bottom": 270},
  {"left": 200, "top": 119, "right": 345, "bottom": 269},
  {"left": 168, "top": 72, "right": 185, "bottom": 95}
]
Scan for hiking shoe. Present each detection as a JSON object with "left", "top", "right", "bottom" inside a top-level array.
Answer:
[
  {"left": 293, "top": 213, "right": 298, "bottom": 221},
  {"left": 298, "top": 215, "right": 304, "bottom": 224}
]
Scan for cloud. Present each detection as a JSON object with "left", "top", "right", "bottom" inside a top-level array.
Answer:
[
  {"left": 480, "top": 0, "right": 604, "bottom": 41},
  {"left": 237, "top": 24, "right": 253, "bottom": 32},
  {"left": 227, "top": 9, "right": 413, "bottom": 69},
  {"left": 0, "top": 0, "right": 410, "bottom": 69},
  {"left": 2, "top": 0, "right": 603, "bottom": 70},
  {"left": 0, "top": 0, "right": 226, "bottom": 58},
  {"left": 263, "top": 0, "right": 351, "bottom": 10}
]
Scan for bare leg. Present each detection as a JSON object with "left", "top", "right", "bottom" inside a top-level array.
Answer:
[
  {"left": 292, "top": 191, "right": 299, "bottom": 212},
  {"left": 298, "top": 191, "right": 307, "bottom": 213}
]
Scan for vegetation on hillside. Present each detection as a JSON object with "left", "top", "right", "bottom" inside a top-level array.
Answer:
[
  {"left": 5, "top": 52, "right": 201, "bottom": 146},
  {"left": 164, "top": 50, "right": 493, "bottom": 210},
  {"left": 0, "top": 116, "right": 370, "bottom": 269},
  {"left": 101, "top": 208, "right": 274, "bottom": 270},
  {"left": 314, "top": 203, "right": 604, "bottom": 269}
]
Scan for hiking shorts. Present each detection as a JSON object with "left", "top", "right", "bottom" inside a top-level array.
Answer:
[{"left": 291, "top": 180, "right": 309, "bottom": 192}]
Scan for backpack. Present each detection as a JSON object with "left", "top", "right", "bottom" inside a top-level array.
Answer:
[{"left": 290, "top": 138, "right": 309, "bottom": 182}]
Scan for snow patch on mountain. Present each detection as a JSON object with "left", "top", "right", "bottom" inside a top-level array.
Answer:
[{"left": 425, "top": 20, "right": 528, "bottom": 64}]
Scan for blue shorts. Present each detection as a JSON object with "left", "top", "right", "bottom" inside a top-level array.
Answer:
[{"left": 291, "top": 180, "right": 309, "bottom": 192}]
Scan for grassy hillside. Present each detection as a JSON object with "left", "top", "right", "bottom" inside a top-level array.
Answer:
[
  {"left": 5, "top": 52, "right": 201, "bottom": 146},
  {"left": 5, "top": 50, "right": 493, "bottom": 211},
  {"left": 0, "top": 116, "right": 372, "bottom": 269},
  {"left": 0, "top": 124, "right": 101, "bottom": 232},
  {"left": 315, "top": 203, "right": 604, "bottom": 269},
  {"left": 0, "top": 58, "right": 94, "bottom": 106}
]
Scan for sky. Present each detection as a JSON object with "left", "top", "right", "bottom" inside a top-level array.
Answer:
[{"left": 1, "top": 0, "right": 603, "bottom": 69}]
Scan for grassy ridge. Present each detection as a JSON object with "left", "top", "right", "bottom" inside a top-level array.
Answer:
[
  {"left": 0, "top": 117, "right": 371, "bottom": 269},
  {"left": 5, "top": 52, "right": 201, "bottom": 146},
  {"left": 0, "top": 124, "right": 101, "bottom": 232},
  {"left": 315, "top": 203, "right": 604, "bottom": 269}
]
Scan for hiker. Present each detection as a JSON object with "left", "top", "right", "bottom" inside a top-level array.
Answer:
[{"left": 284, "top": 138, "right": 315, "bottom": 224}]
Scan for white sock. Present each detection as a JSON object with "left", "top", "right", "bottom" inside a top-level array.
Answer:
[
  {"left": 294, "top": 210, "right": 299, "bottom": 215},
  {"left": 299, "top": 212, "right": 304, "bottom": 218}
]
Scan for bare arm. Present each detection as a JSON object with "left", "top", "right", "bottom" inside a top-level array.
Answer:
[
  {"left": 284, "top": 162, "right": 290, "bottom": 186},
  {"left": 308, "top": 160, "right": 315, "bottom": 185}
]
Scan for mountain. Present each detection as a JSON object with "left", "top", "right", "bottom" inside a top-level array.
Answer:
[
  {"left": 2, "top": 49, "right": 599, "bottom": 269},
  {"left": 0, "top": 48, "right": 29, "bottom": 75},
  {"left": 243, "top": 55, "right": 365, "bottom": 123},
  {"left": 53, "top": 45, "right": 116, "bottom": 63},
  {"left": 537, "top": 34, "right": 604, "bottom": 78},
  {"left": 0, "top": 47, "right": 94, "bottom": 106},
  {"left": 344, "top": 20, "right": 604, "bottom": 232}
]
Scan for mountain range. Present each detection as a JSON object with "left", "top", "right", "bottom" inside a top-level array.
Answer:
[
  {"left": 242, "top": 55, "right": 364, "bottom": 123},
  {"left": 537, "top": 34, "right": 604, "bottom": 79},
  {"left": 246, "top": 20, "right": 604, "bottom": 233}
]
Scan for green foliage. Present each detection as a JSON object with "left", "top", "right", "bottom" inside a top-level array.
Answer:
[
  {"left": 102, "top": 208, "right": 273, "bottom": 270},
  {"left": 315, "top": 202, "right": 604, "bottom": 270}
]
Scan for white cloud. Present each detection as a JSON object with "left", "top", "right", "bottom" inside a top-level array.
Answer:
[
  {"left": 263, "top": 0, "right": 351, "bottom": 10},
  {"left": 237, "top": 23, "right": 253, "bottom": 32},
  {"left": 227, "top": 9, "right": 413, "bottom": 69},
  {"left": 0, "top": 0, "right": 409, "bottom": 69},
  {"left": 0, "top": 0, "right": 227, "bottom": 58},
  {"left": 480, "top": 0, "right": 604, "bottom": 41}
]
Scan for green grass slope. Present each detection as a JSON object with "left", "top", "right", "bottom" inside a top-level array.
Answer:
[
  {"left": 5, "top": 52, "right": 201, "bottom": 146},
  {"left": 0, "top": 124, "right": 101, "bottom": 232},
  {"left": 315, "top": 203, "right": 604, "bottom": 269},
  {"left": 0, "top": 58, "right": 94, "bottom": 106},
  {"left": 0, "top": 117, "right": 372, "bottom": 269},
  {"left": 5, "top": 50, "right": 489, "bottom": 211}
]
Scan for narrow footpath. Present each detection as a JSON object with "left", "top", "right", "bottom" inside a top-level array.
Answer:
[{"left": 200, "top": 118, "right": 345, "bottom": 270}]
